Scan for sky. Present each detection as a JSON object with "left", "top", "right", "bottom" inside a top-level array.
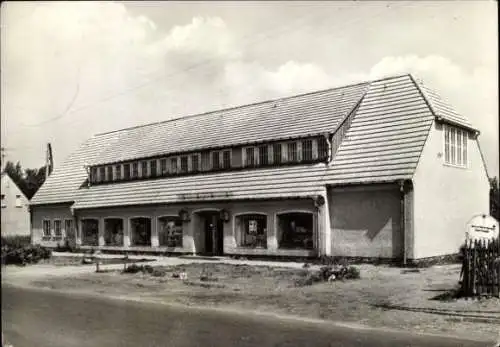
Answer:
[{"left": 1, "top": 1, "right": 498, "bottom": 177}]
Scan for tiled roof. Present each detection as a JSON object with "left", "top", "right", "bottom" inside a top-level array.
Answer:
[
  {"left": 87, "top": 81, "right": 370, "bottom": 166},
  {"left": 323, "top": 75, "right": 434, "bottom": 184},
  {"left": 31, "top": 74, "right": 474, "bottom": 208},
  {"left": 71, "top": 164, "right": 327, "bottom": 209}
]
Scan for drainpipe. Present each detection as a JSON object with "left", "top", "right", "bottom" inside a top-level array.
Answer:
[
  {"left": 28, "top": 205, "right": 33, "bottom": 245},
  {"left": 399, "top": 180, "right": 406, "bottom": 266}
]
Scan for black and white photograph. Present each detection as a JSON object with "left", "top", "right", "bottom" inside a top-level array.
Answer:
[{"left": 1, "top": 1, "right": 499, "bottom": 346}]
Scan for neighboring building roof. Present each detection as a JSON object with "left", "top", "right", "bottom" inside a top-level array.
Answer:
[
  {"left": 1, "top": 171, "right": 29, "bottom": 201},
  {"left": 31, "top": 73, "right": 475, "bottom": 208}
]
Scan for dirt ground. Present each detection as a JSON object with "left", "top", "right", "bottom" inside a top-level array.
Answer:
[
  {"left": 38, "top": 255, "right": 153, "bottom": 267},
  {"left": 17, "top": 261, "right": 500, "bottom": 343}
]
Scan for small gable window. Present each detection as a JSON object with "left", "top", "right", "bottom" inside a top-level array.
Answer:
[
  {"left": 15, "top": 195, "right": 22, "bottom": 208},
  {"left": 444, "top": 125, "right": 468, "bottom": 167},
  {"left": 1, "top": 194, "right": 6, "bottom": 208}
]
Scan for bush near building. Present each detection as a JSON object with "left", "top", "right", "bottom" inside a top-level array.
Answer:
[{"left": 1, "top": 236, "right": 52, "bottom": 265}]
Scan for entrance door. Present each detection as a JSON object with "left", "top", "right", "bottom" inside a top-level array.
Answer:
[{"left": 203, "top": 213, "right": 223, "bottom": 256}]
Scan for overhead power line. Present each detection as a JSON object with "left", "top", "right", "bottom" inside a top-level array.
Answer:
[
  {"left": 15, "top": 2, "right": 415, "bottom": 130},
  {"left": 19, "top": 10, "right": 326, "bottom": 128}
]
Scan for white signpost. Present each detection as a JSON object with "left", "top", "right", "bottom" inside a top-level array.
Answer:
[{"left": 465, "top": 214, "right": 499, "bottom": 243}]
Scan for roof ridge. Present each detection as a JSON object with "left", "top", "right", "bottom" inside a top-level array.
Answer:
[{"left": 95, "top": 73, "right": 410, "bottom": 137}]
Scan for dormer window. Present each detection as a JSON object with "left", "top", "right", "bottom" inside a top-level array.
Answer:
[
  {"left": 141, "top": 161, "right": 148, "bottom": 177},
  {"left": 273, "top": 143, "right": 282, "bottom": 164},
  {"left": 302, "top": 140, "right": 313, "bottom": 161},
  {"left": 131, "top": 162, "right": 139, "bottom": 178},
  {"left": 191, "top": 154, "right": 200, "bottom": 172},
  {"left": 90, "top": 167, "right": 97, "bottom": 183},
  {"left": 124, "top": 163, "right": 131, "bottom": 179},
  {"left": 287, "top": 142, "right": 297, "bottom": 162},
  {"left": 106, "top": 166, "right": 113, "bottom": 181},
  {"left": 99, "top": 167, "right": 105, "bottom": 182},
  {"left": 245, "top": 147, "right": 255, "bottom": 167},
  {"left": 150, "top": 160, "right": 157, "bottom": 177},
  {"left": 258, "top": 145, "right": 269, "bottom": 166},
  {"left": 212, "top": 152, "right": 220, "bottom": 170},
  {"left": 170, "top": 157, "right": 178, "bottom": 174},
  {"left": 115, "top": 165, "right": 122, "bottom": 180},
  {"left": 222, "top": 150, "right": 231, "bottom": 169},
  {"left": 317, "top": 137, "right": 329, "bottom": 160},
  {"left": 160, "top": 159, "right": 168, "bottom": 175},
  {"left": 180, "top": 156, "right": 189, "bottom": 173},
  {"left": 89, "top": 136, "right": 326, "bottom": 184}
]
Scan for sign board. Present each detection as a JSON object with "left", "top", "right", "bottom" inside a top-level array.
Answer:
[
  {"left": 177, "top": 191, "right": 234, "bottom": 201},
  {"left": 465, "top": 214, "right": 499, "bottom": 242}
]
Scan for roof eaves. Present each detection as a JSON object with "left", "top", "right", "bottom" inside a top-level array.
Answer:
[
  {"left": 434, "top": 117, "right": 479, "bottom": 134},
  {"left": 29, "top": 201, "right": 75, "bottom": 208}
]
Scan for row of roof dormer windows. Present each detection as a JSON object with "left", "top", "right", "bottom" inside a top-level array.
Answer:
[{"left": 89, "top": 137, "right": 329, "bottom": 184}]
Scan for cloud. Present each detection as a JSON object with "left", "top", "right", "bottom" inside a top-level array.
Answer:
[{"left": 1, "top": 3, "right": 497, "bottom": 177}]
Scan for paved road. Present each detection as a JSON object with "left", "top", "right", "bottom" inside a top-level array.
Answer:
[{"left": 1, "top": 285, "right": 491, "bottom": 347}]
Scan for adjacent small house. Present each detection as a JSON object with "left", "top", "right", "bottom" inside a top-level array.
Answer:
[
  {"left": 29, "top": 74, "right": 490, "bottom": 261},
  {"left": 1, "top": 172, "right": 30, "bottom": 237}
]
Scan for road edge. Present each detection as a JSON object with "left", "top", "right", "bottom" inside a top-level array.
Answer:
[{"left": 3, "top": 281, "right": 497, "bottom": 345}]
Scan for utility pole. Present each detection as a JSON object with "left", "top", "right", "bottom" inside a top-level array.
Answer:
[{"left": 1, "top": 147, "right": 9, "bottom": 172}]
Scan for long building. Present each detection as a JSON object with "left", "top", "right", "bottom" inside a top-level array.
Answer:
[{"left": 29, "top": 74, "right": 490, "bottom": 261}]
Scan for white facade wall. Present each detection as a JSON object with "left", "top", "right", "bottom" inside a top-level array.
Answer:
[
  {"left": 412, "top": 121, "right": 490, "bottom": 259},
  {"left": 1, "top": 174, "right": 30, "bottom": 237}
]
